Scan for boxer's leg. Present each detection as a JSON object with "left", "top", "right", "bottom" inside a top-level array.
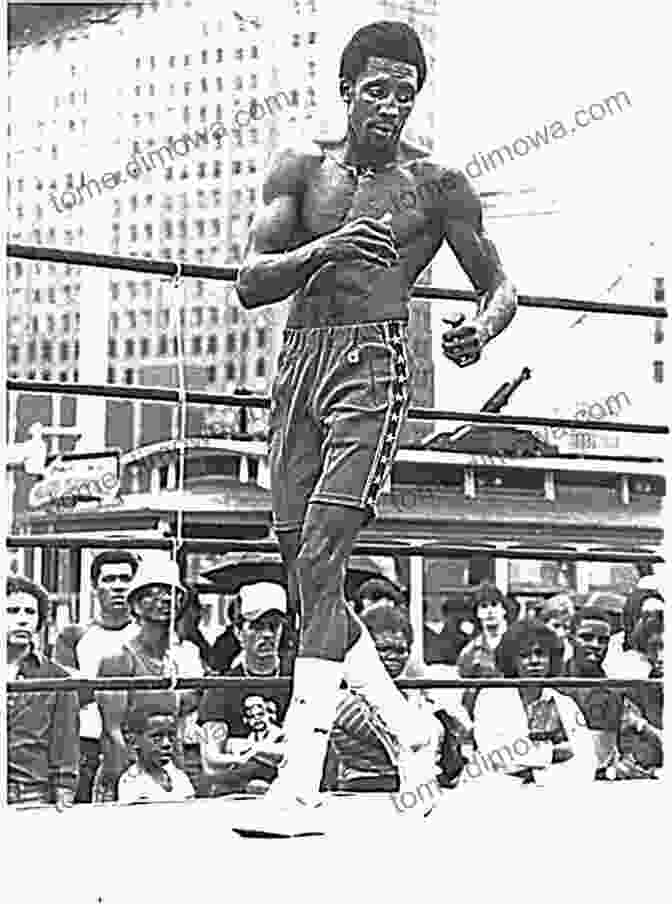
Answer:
[{"left": 268, "top": 503, "right": 364, "bottom": 805}]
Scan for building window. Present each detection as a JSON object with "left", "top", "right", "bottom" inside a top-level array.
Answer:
[
  {"left": 192, "top": 336, "right": 203, "bottom": 355},
  {"left": 28, "top": 340, "right": 37, "bottom": 363},
  {"left": 201, "top": 50, "right": 208, "bottom": 64},
  {"left": 256, "top": 357, "right": 266, "bottom": 378},
  {"left": 226, "top": 333, "right": 236, "bottom": 353},
  {"left": 109, "top": 312, "right": 118, "bottom": 331},
  {"left": 107, "top": 367, "right": 115, "bottom": 383},
  {"left": 256, "top": 327, "right": 267, "bottom": 348},
  {"left": 654, "top": 320, "right": 664, "bottom": 344},
  {"left": 158, "top": 335, "right": 169, "bottom": 356},
  {"left": 41, "top": 341, "right": 53, "bottom": 362},
  {"left": 140, "top": 338, "right": 150, "bottom": 357},
  {"left": 108, "top": 339, "right": 117, "bottom": 357},
  {"left": 125, "top": 339, "right": 135, "bottom": 358},
  {"left": 207, "top": 335, "right": 218, "bottom": 354},
  {"left": 9, "top": 345, "right": 19, "bottom": 364},
  {"left": 241, "top": 329, "right": 249, "bottom": 351},
  {"left": 250, "top": 45, "right": 259, "bottom": 58},
  {"left": 653, "top": 360, "right": 664, "bottom": 383},
  {"left": 225, "top": 362, "right": 236, "bottom": 381},
  {"left": 207, "top": 365, "right": 217, "bottom": 383},
  {"left": 124, "top": 369, "right": 134, "bottom": 385},
  {"left": 59, "top": 341, "right": 69, "bottom": 362},
  {"left": 235, "top": 48, "right": 243, "bottom": 61}
]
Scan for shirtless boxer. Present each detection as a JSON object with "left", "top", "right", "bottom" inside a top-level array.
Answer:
[{"left": 234, "top": 20, "right": 517, "bottom": 831}]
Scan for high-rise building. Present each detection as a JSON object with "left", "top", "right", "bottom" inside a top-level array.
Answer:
[{"left": 7, "top": 1, "right": 443, "bottom": 525}]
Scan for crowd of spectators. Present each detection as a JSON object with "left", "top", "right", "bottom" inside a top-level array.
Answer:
[{"left": 5, "top": 554, "right": 665, "bottom": 809}]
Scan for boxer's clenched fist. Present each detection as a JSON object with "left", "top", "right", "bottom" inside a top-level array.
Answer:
[{"left": 442, "top": 313, "right": 487, "bottom": 368}]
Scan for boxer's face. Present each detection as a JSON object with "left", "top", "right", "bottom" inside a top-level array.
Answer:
[{"left": 343, "top": 56, "right": 418, "bottom": 151}]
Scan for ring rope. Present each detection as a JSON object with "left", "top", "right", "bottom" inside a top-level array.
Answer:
[
  {"left": 5, "top": 379, "right": 668, "bottom": 435},
  {"left": 166, "top": 262, "right": 187, "bottom": 691},
  {"left": 6, "top": 243, "right": 667, "bottom": 319},
  {"left": 6, "top": 675, "right": 662, "bottom": 694}
]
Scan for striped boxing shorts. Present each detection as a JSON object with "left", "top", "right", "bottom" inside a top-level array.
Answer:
[{"left": 269, "top": 320, "right": 410, "bottom": 533}]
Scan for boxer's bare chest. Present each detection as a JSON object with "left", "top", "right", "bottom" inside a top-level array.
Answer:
[{"left": 299, "top": 155, "right": 439, "bottom": 250}]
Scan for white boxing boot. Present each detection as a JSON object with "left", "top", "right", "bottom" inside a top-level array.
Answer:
[
  {"left": 343, "top": 629, "right": 439, "bottom": 817},
  {"left": 232, "top": 657, "right": 344, "bottom": 838}
]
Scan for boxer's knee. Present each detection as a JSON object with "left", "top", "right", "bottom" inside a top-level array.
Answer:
[{"left": 295, "top": 528, "right": 343, "bottom": 599}]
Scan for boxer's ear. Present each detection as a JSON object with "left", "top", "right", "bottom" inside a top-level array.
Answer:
[{"left": 339, "top": 78, "right": 353, "bottom": 103}]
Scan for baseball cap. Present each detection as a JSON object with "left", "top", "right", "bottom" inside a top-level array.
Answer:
[{"left": 239, "top": 582, "right": 288, "bottom": 621}]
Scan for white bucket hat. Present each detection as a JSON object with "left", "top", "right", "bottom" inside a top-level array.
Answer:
[{"left": 127, "top": 558, "right": 187, "bottom": 608}]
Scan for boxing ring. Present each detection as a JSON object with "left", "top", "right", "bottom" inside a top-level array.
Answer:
[{"left": 4, "top": 244, "right": 667, "bottom": 878}]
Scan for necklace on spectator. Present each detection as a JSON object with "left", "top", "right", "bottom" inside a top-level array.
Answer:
[{"left": 132, "top": 637, "right": 171, "bottom": 675}]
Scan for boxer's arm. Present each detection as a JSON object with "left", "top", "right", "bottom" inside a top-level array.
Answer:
[
  {"left": 439, "top": 171, "right": 517, "bottom": 365},
  {"left": 235, "top": 148, "right": 326, "bottom": 308},
  {"left": 236, "top": 147, "right": 398, "bottom": 308}
]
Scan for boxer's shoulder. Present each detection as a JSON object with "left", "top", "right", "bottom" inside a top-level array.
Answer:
[{"left": 265, "top": 140, "right": 325, "bottom": 196}]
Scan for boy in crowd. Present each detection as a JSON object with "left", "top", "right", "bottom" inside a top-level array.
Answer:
[{"left": 117, "top": 703, "right": 194, "bottom": 804}]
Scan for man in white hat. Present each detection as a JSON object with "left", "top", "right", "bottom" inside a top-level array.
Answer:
[
  {"left": 94, "top": 558, "right": 203, "bottom": 801},
  {"left": 199, "top": 583, "right": 291, "bottom": 792}
]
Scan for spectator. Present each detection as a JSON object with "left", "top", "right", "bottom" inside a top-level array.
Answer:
[
  {"left": 562, "top": 606, "right": 626, "bottom": 777},
  {"left": 176, "top": 591, "right": 213, "bottom": 671},
  {"left": 618, "top": 612, "right": 664, "bottom": 777},
  {"left": 6, "top": 576, "right": 79, "bottom": 808},
  {"left": 53, "top": 550, "right": 140, "bottom": 803},
  {"left": 94, "top": 559, "right": 204, "bottom": 801},
  {"left": 538, "top": 593, "right": 576, "bottom": 664},
  {"left": 604, "top": 588, "right": 664, "bottom": 678},
  {"left": 457, "top": 582, "right": 517, "bottom": 716},
  {"left": 424, "top": 599, "right": 475, "bottom": 666},
  {"left": 210, "top": 598, "right": 242, "bottom": 674},
  {"left": 585, "top": 591, "right": 626, "bottom": 635},
  {"left": 353, "top": 577, "right": 406, "bottom": 615},
  {"left": 324, "top": 603, "right": 469, "bottom": 793},
  {"left": 199, "top": 583, "right": 292, "bottom": 787},
  {"left": 199, "top": 694, "right": 286, "bottom": 796},
  {"left": 117, "top": 701, "right": 195, "bottom": 804},
  {"left": 472, "top": 620, "right": 596, "bottom": 788}
]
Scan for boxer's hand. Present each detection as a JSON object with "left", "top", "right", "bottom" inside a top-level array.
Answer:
[
  {"left": 442, "top": 314, "right": 487, "bottom": 368},
  {"left": 317, "top": 214, "right": 398, "bottom": 269}
]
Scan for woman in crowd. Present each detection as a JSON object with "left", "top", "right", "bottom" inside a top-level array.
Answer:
[
  {"left": 603, "top": 586, "right": 664, "bottom": 678},
  {"left": 471, "top": 620, "right": 596, "bottom": 787}
]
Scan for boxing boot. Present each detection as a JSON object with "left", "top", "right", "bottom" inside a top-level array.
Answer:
[{"left": 232, "top": 657, "right": 344, "bottom": 837}]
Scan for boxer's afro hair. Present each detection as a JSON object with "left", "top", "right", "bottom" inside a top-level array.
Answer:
[{"left": 339, "top": 21, "right": 427, "bottom": 92}]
